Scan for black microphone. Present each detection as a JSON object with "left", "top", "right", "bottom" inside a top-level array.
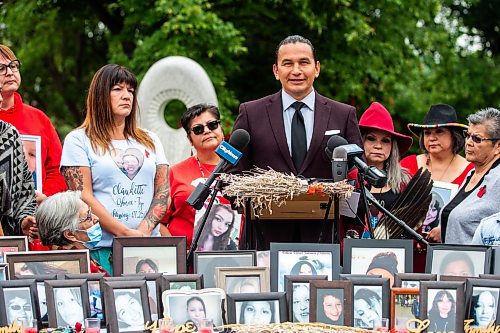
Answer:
[
  {"left": 186, "top": 129, "right": 250, "bottom": 210},
  {"left": 331, "top": 146, "right": 348, "bottom": 182}
]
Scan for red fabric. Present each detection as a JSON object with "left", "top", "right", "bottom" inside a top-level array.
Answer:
[
  {"left": 400, "top": 154, "right": 474, "bottom": 186},
  {"left": 0, "top": 92, "right": 67, "bottom": 196},
  {"left": 163, "top": 156, "right": 216, "bottom": 246}
]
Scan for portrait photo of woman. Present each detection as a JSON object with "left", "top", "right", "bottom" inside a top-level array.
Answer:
[
  {"left": 54, "top": 287, "right": 84, "bottom": 327},
  {"left": 3, "top": 287, "right": 34, "bottom": 325},
  {"left": 185, "top": 296, "right": 206, "bottom": 329},
  {"left": 471, "top": 288, "right": 498, "bottom": 328},
  {"left": 135, "top": 258, "right": 158, "bottom": 274},
  {"left": 292, "top": 283, "right": 310, "bottom": 323},
  {"left": 427, "top": 289, "right": 456, "bottom": 332},
  {"left": 353, "top": 287, "right": 382, "bottom": 329},
  {"left": 238, "top": 300, "right": 277, "bottom": 325},
  {"left": 196, "top": 204, "right": 236, "bottom": 251},
  {"left": 114, "top": 290, "right": 145, "bottom": 332}
]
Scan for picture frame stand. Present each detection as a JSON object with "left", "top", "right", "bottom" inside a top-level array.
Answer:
[
  {"left": 187, "top": 179, "right": 224, "bottom": 269},
  {"left": 363, "top": 187, "right": 429, "bottom": 246}
]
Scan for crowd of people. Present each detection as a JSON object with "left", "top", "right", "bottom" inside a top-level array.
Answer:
[{"left": 1, "top": 32, "right": 499, "bottom": 278}]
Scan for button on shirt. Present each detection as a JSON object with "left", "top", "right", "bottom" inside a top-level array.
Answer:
[{"left": 282, "top": 90, "right": 315, "bottom": 155}]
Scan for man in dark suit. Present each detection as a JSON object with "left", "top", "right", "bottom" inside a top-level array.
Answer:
[{"left": 231, "top": 35, "right": 363, "bottom": 247}]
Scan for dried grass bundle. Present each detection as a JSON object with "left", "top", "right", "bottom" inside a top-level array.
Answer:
[{"left": 214, "top": 322, "right": 376, "bottom": 333}]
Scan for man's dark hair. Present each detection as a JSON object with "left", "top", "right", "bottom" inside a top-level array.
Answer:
[{"left": 275, "top": 35, "right": 316, "bottom": 64}]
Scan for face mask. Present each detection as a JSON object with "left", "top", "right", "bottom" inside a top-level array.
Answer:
[{"left": 77, "top": 223, "right": 102, "bottom": 249}]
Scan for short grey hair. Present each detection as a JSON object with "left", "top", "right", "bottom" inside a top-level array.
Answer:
[
  {"left": 36, "top": 191, "right": 82, "bottom": 246},
  {"left": 467, "top": 107, "right": 500, "bottom": 140}
]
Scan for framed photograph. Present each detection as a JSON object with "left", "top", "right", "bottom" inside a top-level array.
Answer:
[
  {"left": 391, "top": 288, "right": 421, "bottom": 330},
  {"left": 426, "top": 244, "right": 491, "bottom": 277},
  {"left": 45, "top": 279, "right": 90, "bottom": 328},
  {"left": 162, "top": 288, "right": 225, "bottom": 328},
  {"left": 227, "top": 292, "right": 287, "bottom": 325},
  {"left": 491, "top": 247, "right": 500, "bottom": 275},
  {"left": 309, "top": 280, "right": 352, "bottom": 326},
  {"left": 270, "top": 243, "right": 341, "bottom": 292},
  {"left": 157, "top": 274, "right": 204, "bottom": 317},
  {"left": 0, "top": 264, "right": 8, "bottom": 281},
  {"left": 216, "top": 266, "right": 269, "bottom": 294},
  {"left": 122, "top": 273, "right": 162, "bottom": 321},
  {"left": 65, "top": 273, "right": 106, "bottom": 324},
  {"left": 345, "top": 277, "right": 391, "bottom": 329},
  {"left": 284, "top": 275, "right": 328, "bottom": 323},
  {"left": 423, "top": 181, "right": 459, "bottom": 231},
  {"left": 420, "top": 281, "right": 466, "bottom": 333},
  {"left": 465, "top": 278, "right": 500, "bottom": 329},
  {"left": 194, "top": 250, "right": 256, "bottom": 288},
  {"left": 343, "top": 238, "right": 413, "bottom": 287},
  {"left": 112, "top": 236, "right": 186, "bottom": 276},
  {"left": 16, "top": 274, "right": 58, "bottom": 326},
  {"left": 394, "top": 273, "right": 438, "bottom": 289},
  {"left": 0, "top": 279, "right": 41, "bottom": 329},
  {"left": 5, "top": 250, "right": 90, "bottom": 279},
  {"left": 19, "top": 134, "right": 42, "bottom": 192},
  {"left": 103, "top": 280, "right": 151, "bottom": 333},
  {"left": 0, "top": 236, "right": 28, "bottom": 263}
]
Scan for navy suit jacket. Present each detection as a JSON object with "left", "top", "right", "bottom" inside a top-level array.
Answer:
[{"left": 230, "top": 90, "right": 362, "bottom": 179}]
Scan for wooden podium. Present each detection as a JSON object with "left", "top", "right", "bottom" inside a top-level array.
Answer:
[{"left": 241, "top": 193, "right": 342, "bottom": 250}]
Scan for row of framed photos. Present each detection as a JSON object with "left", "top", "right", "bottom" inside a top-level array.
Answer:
[{"left": 2, "top": 271, "right": 499, "bottom": 333}]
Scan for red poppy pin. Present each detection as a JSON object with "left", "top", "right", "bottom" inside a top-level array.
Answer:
[
  {"left": 145, "top": 149, "right": 150, "bottom": 158},
  {"left": 478, "top": 185, "right": 486, "bottom": 198}
]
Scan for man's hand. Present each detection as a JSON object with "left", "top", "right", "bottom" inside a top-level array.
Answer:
[
  {"left": 21, "top": 216, "right": 38, "bottom": 238},
  {"left": 426, "top": 226, "right": 442, "bottom": 243}
]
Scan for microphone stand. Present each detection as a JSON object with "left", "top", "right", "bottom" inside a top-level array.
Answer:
[
  {"left": 363, "top": 186, "right": 429, "bottom": 246},
  {"left": 186, "top": 179, "right": 224, "bottom": 270},
  {"left": 357, "top": 172, "right": 375, "bottom": 239}
]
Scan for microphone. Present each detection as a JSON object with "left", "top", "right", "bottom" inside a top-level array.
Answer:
[
  {"left": 186, "top": 129, "right": 250, "bottom": 210},
  {"left": 331, "top": 146, "right": 348, "bottom": 182},
  {"left": 326, "top": 135, "right": 387, "bottom": 187}
]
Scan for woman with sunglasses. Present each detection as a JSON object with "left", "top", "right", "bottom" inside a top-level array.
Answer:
[
  {"left": 163, "top": 104, "right": 235, "bottom": 247},
  {"left": 402, "top": 104, "right": 473, "bottom": 244},
  {"left": 442, "top": 108, "right": 500, "bottom": 244},
  {"left": 60, "top": 64, "right": 169, "bottom": 274}
]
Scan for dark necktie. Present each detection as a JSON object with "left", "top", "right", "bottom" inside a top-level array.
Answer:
[{"left": 291, "top": 101, "right": 307, "bottom": 171}]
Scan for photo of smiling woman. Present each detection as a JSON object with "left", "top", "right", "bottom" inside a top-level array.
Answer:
[
  {"left": 196, "top": 204, "right": 236, "bottom": 251},
  {"left": 3, "top": 287, "right": 34, "bottom": 325},
  {"left": 427, "top": 289, "right": 456, "bottom": 332},
  {"left": 114, "top": 290, "right": 145, "bottom": 332},
  {"left": 317, "top": 289, "right": 344, "bottom": 325},
  {"left": 54, "top": 288, "right": 84, "bottom": 327},
  {"left": 238, "top": 300, "right": 277, "bottom": 325}
]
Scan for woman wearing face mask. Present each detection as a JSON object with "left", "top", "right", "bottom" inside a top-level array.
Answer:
[{"left": 35, "top": 191, "right": 109, "bottom": 275}]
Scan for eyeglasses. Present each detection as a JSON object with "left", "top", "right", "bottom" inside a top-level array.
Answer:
[
  {"left": 9, "top": 304, "right": 32, "bottom": 311},
  {"left": 463, "top": 130, "right": 499, "bottom": 144},
  {"left": 79, "top": 207, "right": 92, "bottom": 223},
  {"left": 0, "top": 60, "right": 21, "bottom": 76},
  {"left": 189, "top": 120, "right": 221, "bottom": 135}
]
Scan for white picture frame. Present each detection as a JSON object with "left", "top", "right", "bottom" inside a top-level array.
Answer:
[{"left": 19, "top": 134, "right": 42, "bottom": 193}]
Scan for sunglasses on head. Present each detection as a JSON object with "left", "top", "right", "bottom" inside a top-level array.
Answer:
[
  {"left": 189, "top": 120, "right": 221, "bottom": 135},
  {"left": 463, "top": 130, "right": 499, "bottom": 144}
]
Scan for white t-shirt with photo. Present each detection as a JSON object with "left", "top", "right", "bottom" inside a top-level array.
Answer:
[{"left": 61, "top": 128, "right": 168, "bottom": 248}]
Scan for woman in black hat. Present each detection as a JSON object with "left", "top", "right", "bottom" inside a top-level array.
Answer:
[{"left": 401, "top": 104, "right": 473, "bottom": 243}]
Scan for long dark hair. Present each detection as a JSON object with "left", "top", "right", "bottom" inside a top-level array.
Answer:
[
  {"left": 197, "top": 204, "right": 235, "bottom": 250},
  {"left": 239, "top": 300, "right": 275, "bottom": 324},
  {"left": 429, "top": 290, "right": 456, "bottom": 319}
]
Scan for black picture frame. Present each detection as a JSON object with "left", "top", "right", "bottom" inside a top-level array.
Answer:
[
  {"left": 0, "top": 236, "right": 28, "bottom": 263},
  {"left": 65, "top": 273, "right": 106, "bottom": 327},
  {"left": 284, "top": 274, "right": 328, "bottom": 323},
  {"left": 426, "top": 244, "right": 491, "bottom": 277},
  {"left": 112, "top": 236, "right": 186, "bottom": 276},
  {"left": 343, "top": 238, "right": 413, "bottom": 287},
  {"left": 227, "top": 292, "right": 287, "bottom": 325},
  {"left": 16, "top": 274, "right": 59, "bottom": 327},
  {"left": 270, "top": 242, "right": 341, "bottom": 292},
  {"left": 0, "top": 279, "right": 41, "bottom": 329},
  {"left": 394, "top": 273, "right": 438, "bottom": 289},
  {"left": 420, "top": 280, "right": 466, "bottom": 333},
  {"left": 309, "top": 280, "right": 353, "bottom": 326},
  {"left": 465, "top": 278, "right": 500, "bottom": 329},
  {"left": 102, "top": 280, "right": 151, "bottom": 333},
  {"left": 5, "top": 250, "right": 90, "bottom": 279},
  {"left": 194, "top": 250, "right": 256, "bottom": 288},
  {"left": 45, "top": 279, "right": 90, "bottom": 328},
  {"left": 0, "top": 263, "right": 8, "bottom": 281},
  {"left": 490, "top": 247, "right": 500, "bottom": 275},
  {"left": 156, "top": 274, "right": 204, "bottom": 317}
]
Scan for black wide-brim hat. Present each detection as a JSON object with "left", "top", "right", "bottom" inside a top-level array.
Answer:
[{"left": 407, "top": 103, "right": 468, "bottom": 137}]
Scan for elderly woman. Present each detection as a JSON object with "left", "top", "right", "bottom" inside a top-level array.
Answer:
[
  {"left": 443, "top": 108, "right": 500, "bottom": 244},
  {"left": 164, "top": 104, "right": 240, "bottom": 247},
  {"left": 402, "top": 104, "right": 473, "bottom": 241},
  {"left": 35, "top": 191, "right": 108, "bottom": 275}
]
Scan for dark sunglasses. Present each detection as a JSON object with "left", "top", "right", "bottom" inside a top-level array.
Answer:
[
  {"left": 463, "top": 130, "right": 499, "bottom": 144},
  {"left": 189, "top": 120, "right": 221, "bottom": 135},
  {"left": 0, "top": 59, "right": 21, "bottom": 76}
]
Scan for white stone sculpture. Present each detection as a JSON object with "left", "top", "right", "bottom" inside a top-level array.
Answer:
[{"left": 137, "top": 56, "right": 218, "bottom": 165}]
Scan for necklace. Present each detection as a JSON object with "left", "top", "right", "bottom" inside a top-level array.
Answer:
[
  {"left": 429, "top": 155, "right": 455, "bottom": 181},
  {"left": 195, "top": 156, "right": 207, "bottom": 178}
]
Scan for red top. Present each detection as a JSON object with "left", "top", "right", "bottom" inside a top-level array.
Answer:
[
  {"left": 164, "top": 156, "right": 217, "bottom": 246},
  {"left": 400, "top": 154, "right": 474, "bottom": 186},
  {"left": 0, "top": 92, "right": 67, "bottom": 196}
]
